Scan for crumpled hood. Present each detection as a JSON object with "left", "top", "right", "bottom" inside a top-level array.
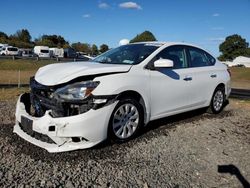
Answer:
[{"left": 35, "top": 61, "right": 132, "bottom": 86}]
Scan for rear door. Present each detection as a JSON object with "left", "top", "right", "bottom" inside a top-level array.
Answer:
[{"left": 186, "top": 46, "right": 218, "bottom": 105}]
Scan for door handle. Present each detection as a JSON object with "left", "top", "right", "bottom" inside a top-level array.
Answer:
[
  {"left": 211, "top": 74, "right": 217, "bottom": 78},
  {"left": 183, "top": 77, "right": 192, "bottom": 81}
]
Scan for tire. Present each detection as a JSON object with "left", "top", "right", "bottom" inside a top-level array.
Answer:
[
  {"left": 108, "top": 97, "right": 144, "bottom": 142},
  {"left": 208, "top": 86, "right": 225, "bottom": 114}
]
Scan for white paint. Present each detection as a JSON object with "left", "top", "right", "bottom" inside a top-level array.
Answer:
[
  {"left": 119, "top": 39, "right": 129, "bottom": 46},
  {"left": 14, "top": 42, "right": 231, "bottom": 152}
]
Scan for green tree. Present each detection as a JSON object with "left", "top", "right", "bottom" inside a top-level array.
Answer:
[
  {"left": 130, "top": 30, "right": 157, "bottom": 43},
  {"left": 0, "top": 31, "right": 8, "bottom": 43},
  {"left": 71, "top": 42, "right": 91, "bottom": 54},
  {"left": 218, "top": 34, "right": 249, "bottom": 61},
  {"left": 91, "top": 44, "right": 99, "bottom": 56},
  {"left": 0, "top": 31, "right": 8, "bottom": 40},
  {"left": 7, "top": 29, "right": 33, "bottom": 48},
  {"left": 14, "top": 29, "right": 32, "bottom": 43},
  {"left": 35, "top": 34, "right": 68, "bottom": 47},
  {"left": 99, "top": 44, "right": 109, "bottom": 53}
]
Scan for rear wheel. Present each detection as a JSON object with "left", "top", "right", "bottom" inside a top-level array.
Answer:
[
  {"left": 208, "top": 86, "right": 225, "bottom": 114},
  {"left": 108, "top": 98, "right": 143, "bottom": 142}
]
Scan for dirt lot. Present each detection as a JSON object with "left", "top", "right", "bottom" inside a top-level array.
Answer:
[{"left": 0, "top": 99, "right": 249, "bottom": 187}]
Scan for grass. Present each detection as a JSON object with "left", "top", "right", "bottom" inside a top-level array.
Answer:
[
  {"left": 0, "top": 59, "right": 60, "bottom": 84},
  {"left": 0, "top": 59, "right": 58, "bottom": 71},
  {"left": 0, "top": 70, "right": 36, "bottom": 84},
  {"left": 230, "top": 67, "right": 250, "bottom": 80},
  {"left": 230, "top": 67, "right": 250, "bottom": 89},
  {"left": 0, "top": 88, "right": 29, "bottom": 101}
]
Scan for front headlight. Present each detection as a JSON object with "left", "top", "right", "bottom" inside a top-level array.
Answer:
[{"left": 54, "top": 80, "right": 99, "bottom": 101}]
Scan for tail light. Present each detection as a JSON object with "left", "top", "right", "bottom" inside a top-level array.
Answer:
[{"left": 227, "top": 68, "right": 231, "bottom": 77}]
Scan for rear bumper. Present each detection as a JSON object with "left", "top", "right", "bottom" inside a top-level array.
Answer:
[{"left": 14, "top": 94, "right": 117, "bottom": 153}]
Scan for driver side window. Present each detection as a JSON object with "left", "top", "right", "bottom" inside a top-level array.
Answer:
[{"left": 155, "top": 46, "right": 187, "bottom": 69}]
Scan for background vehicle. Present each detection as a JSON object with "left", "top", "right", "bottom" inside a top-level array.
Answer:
[
  {"left": 1, "top": 46, "right": 19, "bottom": 56},
  {"left": 19, "top": 49, "right": 34, "bottom": 57},
  {"left": 49, "top": 48, "right": 64, "bottom": 58},
  {"left": 14, "top": 42, "right": 231, "bottom": 152},
  {"left": 64, "top": 48, "right": 78, "bottom": 58},
  {"left": 76, "top": 52, "right": 93, "bottom": 61},
  {"left": 0, "top": 43, "right": 8, "bottom": 52},
  {"left": 34, "top": 46, "right": 50, "bottom": 58}
]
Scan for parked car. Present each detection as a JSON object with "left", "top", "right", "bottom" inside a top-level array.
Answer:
[
  {"left": 14, "top": 42, "right": 231, "bottom": 152},
  {"left": 49, "top": 48, "right": 64, "bottom": 58},
  {"left": 19, "top": 49, "right": 34, "bottom": 57},
  {"left": 76, "top": 52, "right": 93, "bottom": 61},
  {"left": 1, "top": 46, "right": 19, "bottom": 56},
  {"left": 64, "top": 48, "right": 78, "bottom": 58},
  {"left": 34, "top": 46, "right": 50, "bottom": 58},
  {"left": 0, "top": 43, "right": 8, "bottom": 52}
]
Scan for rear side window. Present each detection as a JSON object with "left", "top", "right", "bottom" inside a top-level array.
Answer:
[
  {"left": 205, "top": 53, "right": 216, "bottom": 65},
  {"left": 8, "top": 47, "right": 18, "bottom": 51},
  {"left": 41, "top": 50, "right": 49, "bottom": 53},
  {"left": 188, "top": 47, "right": 215, "bottom": 67},
  {"left": 155, "top": 46, "right": 187, "bottom": 69}
]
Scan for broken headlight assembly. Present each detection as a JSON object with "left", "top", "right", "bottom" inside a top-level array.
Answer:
[{"left": 54, "top": 81, "right": 100, "bottom": 101}]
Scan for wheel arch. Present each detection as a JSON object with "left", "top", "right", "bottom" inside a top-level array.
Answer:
[
  {"left": 216, "top": 83, "right": 225, "bottom": 90},
  {"left": 116, "top": 90, "right": 148, "bottom": 124},
  {"left": 211, "top": 83, "right": 225, "bottom": 98}
]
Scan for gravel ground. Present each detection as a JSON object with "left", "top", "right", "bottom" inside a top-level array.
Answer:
[{"left": 0, "top": 99, "right": 249, "bottom": 187}]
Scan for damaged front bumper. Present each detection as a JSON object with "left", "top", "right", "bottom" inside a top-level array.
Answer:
[{"left": 13, "top": 93, "right": 117, "bottom": 153}]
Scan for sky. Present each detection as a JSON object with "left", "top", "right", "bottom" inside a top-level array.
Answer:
[{"left": 0, "top": 0, "right": 250, "bottom": 56}]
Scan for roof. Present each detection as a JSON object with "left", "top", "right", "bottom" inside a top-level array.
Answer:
[
  {"left": 130, "top": 41, "right": 213, "bottom": 55},
  {"left": 234, "top": 56, "right": 250, "bottom": 63},
  {"left": 222, "top": 56, "right": 250, "bottom": 68}
]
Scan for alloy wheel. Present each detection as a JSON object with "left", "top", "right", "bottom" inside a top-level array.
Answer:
[
  {"left": 213, "top": 90, "right": 224, "bottom": 112},
  {"left": 112, "top": 103, "right": 139, "bottom": 139}
]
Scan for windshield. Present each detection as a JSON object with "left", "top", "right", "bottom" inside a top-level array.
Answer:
[{"left": 93, "top": 43, "right": 161, "bottom": 65}]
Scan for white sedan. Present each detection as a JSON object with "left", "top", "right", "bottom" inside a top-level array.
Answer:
[{"left": 14, "top": 42, "right": 231, "bottom": 152}]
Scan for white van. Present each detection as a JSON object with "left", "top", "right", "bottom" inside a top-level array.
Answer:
[
  {"left": 34, "top": 46, "right": 50, "bottom": 58},
  {"left": 49, "top": 48, "right": 64, "bottom": 58},
  {"left": 1, "top": 46, "right": 19, "bottom": 56},
  {"left": 0, "top": 43, "right": 8, "bottom": 51}
]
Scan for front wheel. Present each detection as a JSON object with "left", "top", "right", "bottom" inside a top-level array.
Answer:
[
  {"left": 208, "top": 86, "right": 225, "bottom": 114},
  {"left": 108, "top": 98, "right": 143, "bottom": 142}
]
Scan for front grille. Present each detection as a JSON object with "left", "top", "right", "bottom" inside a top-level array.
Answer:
[{"left": 19, "top": 116, "right": 55, "bottom": 144}]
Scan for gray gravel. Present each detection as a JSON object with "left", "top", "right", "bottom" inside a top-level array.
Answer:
[{"left": 0, "top": 100, "right": 249, "bottom": 187}]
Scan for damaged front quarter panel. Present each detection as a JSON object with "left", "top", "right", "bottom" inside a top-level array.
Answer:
[
  {"left": 29, "top": 77, "right": 118, "bottom": 118},
  {"left": 14, "top": 91, "right": 118, "bottom": 152}
]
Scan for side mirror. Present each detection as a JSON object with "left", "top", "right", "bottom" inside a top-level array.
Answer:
[{"left": 154, "top": 59, "right": 174, "bottom": 68}]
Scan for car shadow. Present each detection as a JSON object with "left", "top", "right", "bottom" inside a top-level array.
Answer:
[
  {"left": 94, "top": 107, "right": 231, "bottom": 150},
  {"left": 157, "top": 68, "right": 180, "bottom": 80},
  {"left": 218, "top": 164, "right": 250, "bottom": 188},
  {"left": 92, "top": 107, "right": 209, "bottom": 150},
  {"left": 140, "top": 107, "right": 208, "bottom": 136}
]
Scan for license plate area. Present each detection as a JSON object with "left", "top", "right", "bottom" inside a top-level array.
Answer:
[{"left": 20, "top": 116, "right": 34, "bottom": 135}]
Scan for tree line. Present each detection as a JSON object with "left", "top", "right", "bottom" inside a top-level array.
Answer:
[
  {"left": 1, "top": 28, "right": 249, "bottom": 60},
  {"left": 0, "top": 29, "right": 110, "bottom": 55},
  {"left": 0, "top": 29, "right": 156, "bottom": 55}
]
